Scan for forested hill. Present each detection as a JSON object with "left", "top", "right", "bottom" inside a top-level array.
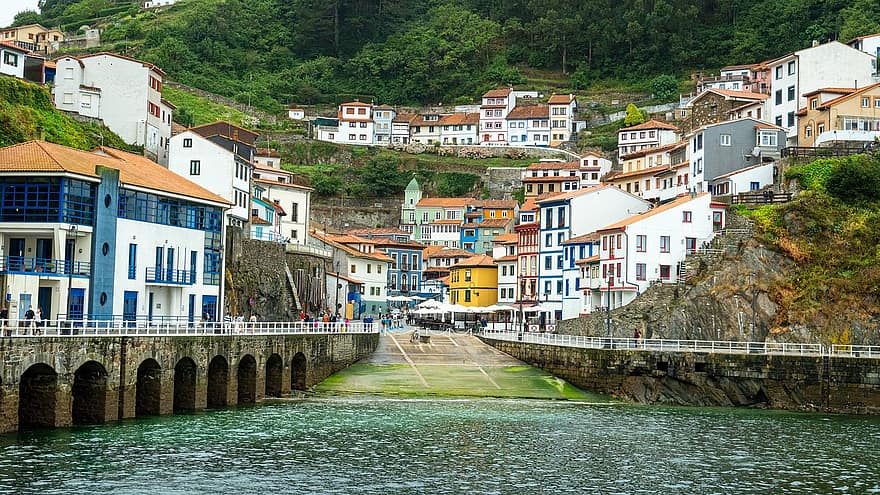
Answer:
[{"left": 17, "top": 0, "right": 880, "bottom": 111}]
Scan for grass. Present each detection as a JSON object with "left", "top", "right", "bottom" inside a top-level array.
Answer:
[{"left": 161, "top": 86, "right": 255, "bottom": 128}]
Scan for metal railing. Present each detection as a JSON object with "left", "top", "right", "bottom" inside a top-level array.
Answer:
[
  {"left": 478, "top": 330, "right": 880, "bottom": 358},
  {"left": 0, "top": 256, "right": 91, "bottom": 277},
  {"left": 145, "top": 267, "right": 195, "bottom": 285},
  {"left": 0, "top": 320, "right": 378, "bottom": 337},
  {"left": 731, "top": 192, "right": 793, "bottom": 205}
]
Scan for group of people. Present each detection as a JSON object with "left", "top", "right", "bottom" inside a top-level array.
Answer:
[{"left": 0, "top": 305, "right": 45, "bottom": 336}]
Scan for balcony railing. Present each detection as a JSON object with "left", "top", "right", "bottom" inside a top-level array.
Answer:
[
  {"left": 0, "top": 256, "right": 90, "bottom": 277},
  {"left": 145, "top": 267, "right": 195, "bottom": 285}
]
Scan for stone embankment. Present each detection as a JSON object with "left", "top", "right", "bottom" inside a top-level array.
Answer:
[{"left": 482, "top": 337, "right": 880, "bottom": 414}]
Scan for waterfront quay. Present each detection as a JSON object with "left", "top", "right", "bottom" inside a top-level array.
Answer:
[{"left": 0, "top": 323, "right": 378, "bottom": 433}]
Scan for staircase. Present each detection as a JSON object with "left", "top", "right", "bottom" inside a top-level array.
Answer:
[
  {"left": 282, "top": 261, "right": 303, "bottom": 311},
  {"left": 678, "top": 227, "right": 753, "bottom": 284}
]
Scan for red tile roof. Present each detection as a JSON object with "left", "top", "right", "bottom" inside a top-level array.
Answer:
[
  {"left": 597, "top": 193, "right": 711, "bottom": 232},
  {"left": 547, "top": 94, "right": 576, "bottom": 104},
  {"left": 621, "top": 119, "right": 679, "bottom": 132},
  {"left": 451, "top": 254, "right": 497, "bottom": 269},
  {"left": 525, "top": 161, "right": 580, "bottom": 170},
  {"left": 483, "top": 88, "right": 512, "bottom": 98},
  {"left": 416, "top": 198, "right": 469, "bottom": 208},
  {"left": 507, "top": 105, "right": 549, "bottom": 119}
]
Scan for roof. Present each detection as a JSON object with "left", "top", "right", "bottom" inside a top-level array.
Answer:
[
  {"left": 473, "top": 218, "right": 512, "bottom": 228},
  {"left": 815, "top": 82, "right": 880, "bottom": 110},
  {"left": 471, "top": 199, "right": 518, "bottom": 209},
  {"left": 0, "top": 141, "right": 229, "bottom": 206},
  {"left": 494, "top": 254, "right": 518, "bottom": 262},
  {"left": 519, "top": 198, "right": 538, "bottom": 211},
  {"left": 547, "top": 94, "right": 576, "bottom": 104},
  {"left": 310, "top": 231, "right": 392, "bottom": 262},
  {"left": 75, "top": 52, "right": 166, "bottom": 77},
  {"left": 506, "top": 105, "right": 549, "bottom": 119},
  {"left": 709, "top": 89, "right": 769, "bottom": 101},
  {"left": 525, "top": 161, "right": 580, "bottom": 170},
  {"left": 620, "top": 119, "right": 679, "bottom": 132},
  {"left": 720, "top": 64, "right": 758, "bottom": 71},
  {"left": 254, "top": 178, "right": 313, "bottom": 192},
  {"left": 427, "top": 248, "right": 473, "bottom": 259},
  {"left": 536, "top": 184, "right": 609, "bottom": 204},
  {"left": 340, "top": 101, "right": 372, "bottom": 107},
  {"left": 347, "top": 227, "right": 411, "bottom": 237},
  {"left": 438, "top": 112, "right": 480, "bottom": 125},
  {"left": 575, "top": 255, "right": 600, "bottom": 265},
  {"left": 328, "top": 272, "right": 364, "bottom": 285},
  {"left": 522, "top": 175, "right": 578, "bottom": 183},
  {"left": 171, "top": 122, "right": 188, "bottom": 136},
  {"left": 329, "top": 234, "right": 377, "bottom": 245},
  {"left": 392, "top": 112, "right": 419, "bottom": 124},
  {"left": 802, "top": 87, "right": 859, "bottom": 98},
  {"left": 607, "top": 164, "right": 672, "bottom": 182},
  {"left": 492, "top": 233, "right": 519, "bottom": 244},
  {"left": 620, "top": 141, "right": 683, "bottom": 161},
  {"left": 415, "top": 198, "right": 468, "bottom": 208},
  {"left": 451, "top": 254, "right": 497, "bottom": 269},
  {"left": 597, "top": 193, "right": 711, "bottom": 232},
  {"left": 190, "top": 121, "right": 258, "bottom": 145},
  {"left": 711, "top": 162, "right": 773, "bottom": 181},
  {"left": 0, "top": 41, "right": 29, "bottom": 54},
  {"left": 561, "top": 232, "right": 600, "bottom": 245},
  {"left": 754, "top": 123, "right": 786, "bottom": 131},
  {"left": 251, "top": 215, "right": 271, "bottom": 226},
  {"left": 431, "top": 219, "right": 463, "bottom": 225},
  {"left": 255, "top": 148, "right": 280, "bottom": 158},
  {"left": 483, "top": 88, "right": 512, "bottom": 98}
]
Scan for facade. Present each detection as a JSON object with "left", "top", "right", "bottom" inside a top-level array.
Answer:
[
  {"left": 439, "top": 112, "right": 479, "bottom": 145},
  {"left": 311, "top": 232, "right": 391, "bottom": 316},
  {"left": 372, "top": 105, "right": 395, "bottom": 144},
  {"left": 617, "top": 120, "right": 679, "bottom": 158},
  {"left": 709, "top": 162, "right": 775, "bottom": 196},
  {"left": 766, "top": 41, "right": 874, "bottom": 142},
  {"left": 0, "top": 41, "right": 38, "bottom": 82},
  {"left": 53, "top": 52, "right": 173, "bottom": 165},
  {"left": 346, "top": 228, "right": 425, "bottom": 299},
  {"left": 255, "top": 177, "right": 311, "bottom": 244},
  {"left": 594, "top": 193, "right": 725, "bottom": 310},
  {"left": 410, "top": 113, "right": 443, "bottom": 144},
  {"left": 492, "top": 233, "right": 518, "bottom": 305},
  {"left": 422, "top": 247, "right": 471, "bottom": 282},
  {"left": 681, "top": 89, "right": 769, "bottom": 134},
  {"left": 407, "top": 197, "right": 468, "bottom": 244},
  {"left": 250, "top": 184, "right": 284, "bottom": 242},
  {"left": 697, "top": 64, "right": 759, "bottom": 93},
  {"left": 547, "top": 94, "right": 578, "bottom": 145},
  {"left": 797, "top": 83, "right": 880, "bottom": 147},
  {"left": 560, "top": 233, "right": 600, "bottom": 319},
  {"left": 848, "top": 33, "right": 880, "bottom": 64},
  {"left": 479, "top": 88, "right": 515, "bottom": 145},
  {"left": 579, "top": 152, "right": 612, "bottom": 187},
  {"left": 515, "top": 221, "right": 539, "bottom": 303},
  {"left": 336, "top": 101, "right": 374, "bottom": 145},
  {"left": 168, "top": 122, "right": 256, "bottom": 231},
  {"left": 522, "top": 161, "right": 580, "bottom": 198},
  {"left": 0, "top": 24, "right": 63, "bottom": 54},
  {"left": 253, "top": 148, "right": 281, "bottom": 168},
  {"left": 449, "top": 255, "right": 498, "bottom": 307},
  {"left": 506, "top": 106, "right": 550, "bottom": 146},
  {"left": 0, "top": 141, "right": 228, "bottom": 323},
  {"left": 536, "top": 186, "right": 651, "bottom": 320},
  {"left": 391, "top": 113, "right": 417, "bottom": 145},
  {"left": 287, "top": 107, "right": 305, "bottom": 120}
]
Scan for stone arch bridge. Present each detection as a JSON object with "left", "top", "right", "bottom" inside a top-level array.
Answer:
[{"left": 0, "top": 333, "right": 377, "bottom": 433}]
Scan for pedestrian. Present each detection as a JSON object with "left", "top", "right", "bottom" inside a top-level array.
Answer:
[
  {"left": 24, "top": 305, "right": 35, "bottom": 334},
  {"left": 633, "top": 328, "right": 641, "bottom": 346},
  {"left": 0, "top": 306, "right": 8, "bottom": 337},
  {"left": 34, "top": 307, "right": 43, "bottom": 335}
]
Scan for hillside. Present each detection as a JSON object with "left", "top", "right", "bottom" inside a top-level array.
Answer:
[
  {"left": 0, "top": 76, "right": 134, "bottom": 150},
  {"left": 14, "top": 0, "right": 879, "bottom": 113}
]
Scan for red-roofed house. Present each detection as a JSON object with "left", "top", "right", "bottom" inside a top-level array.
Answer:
[
  {"left": 506, "top": 105, "right": 549, "bottom": 146},
  {"left": 479, "top": 88, "right": 539, "bottom": 145},
  {"left": 617, "top": 120, "right": 679, "bottom": 160},
  {"left": 797, "top": 82, "right": 880, "bottom": 147},
  {"left": 439, "top": 112, "right": 480, "bottom": 145},
  {"left": 336, "top": 101, "right": 374, "bottom": 145},
  {"left": 547, "top": 93, "right": 578, "bottom": 145}
]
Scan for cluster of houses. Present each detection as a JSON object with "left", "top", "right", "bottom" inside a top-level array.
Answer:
[{"left": 311, "top": 89, "right": 583, "bottom": 148}]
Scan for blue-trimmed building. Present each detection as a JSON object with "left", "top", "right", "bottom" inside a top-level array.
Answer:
[
  {"left": 0, "top": 141, "right": 229, "bottom": 323},
  {"left": 346, "top": 228, "right": 426, "bottom": 300},
  {"left": 560, "top": 233, "right": 600, "bottom": 320}
]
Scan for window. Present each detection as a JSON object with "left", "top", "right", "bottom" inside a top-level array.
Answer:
[
  {"left": 787, "top": 86, "right": 795, "bottom": 101},
  {"left": 775, "top": 66, "right": 782, "bottom": 79},
  {"left": 817, "top": 123, "right": 825, "bottom": 134},
  {"left": 787, "top": 112, "right": 795, "bottom": 128},
  {"left": 350, "top": 264, "right": 356, "bottom": 274},
  {"left": 660, "top": 236, "right": 670, "bottom": 253},
  {"left": 805, "top": 125, "right": 812, "bottom": 137},
  {"left": 774, "top": 90, "right": 782, "bottom": 105},
  {"left": 183, "top": 138, "right": 192, "bottom": 148},
  {"left": 636, "top": 263, "right": 646, "bottom": 281},
  {"left": 464, "top": 290, "right": 471, "bottom": 302},
  {"left": 3, "top": 51, "right": 18, "bottom": 66},
  {"left": 189, "top": 160, "right": 200, "bottom": 175},
  {"left": 128, "top": 243, "right": 137, "bottom": 279},
  {"left": 64, "top": 67, "right": 73, "bottom": 79},
  {"left": 557, "top": 255, "right": 563, "bottom": 269},
  {"left": 787, "top": 61, "right": 795, "bottom": 75},
  {"left": 863, "top": 97, "right": 871, "bottom": 108},
  {"left": 682, "top": 211, "right": 692, "bottom": 223},
  {"left": 63, "top": 92, "right": 73, "bottom": 104},
  {"left": 544, "top": 256, "right": 552, "bottom": 270},
  {"left": 464, "top": 269, "right": 471, "bottom": 282},
  {"left": 758, "top": 130, "right": 777, "bottom": 147},
  {"left": 636, "top": 235, "right": 646, "bottom": 252},
  {"left": 810, "top": 98, "right": 818, "bottom": 110},
  {"left": 378, "top": 264, "right": 382, "bottom": 274}
]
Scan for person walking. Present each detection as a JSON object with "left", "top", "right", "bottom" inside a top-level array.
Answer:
[
  {"left": 633, "top": 328, "right": 642, "bottom": 347},
  {"left": 24, "top": 305, "right": 36, "bottom": 335},
  {"left": 0, "top": 306, "right": 8, "bottom": 336}
]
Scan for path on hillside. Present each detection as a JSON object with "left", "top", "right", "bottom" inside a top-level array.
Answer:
[{"left": 314, "top": 329, "right": 604, "bottom": 400}]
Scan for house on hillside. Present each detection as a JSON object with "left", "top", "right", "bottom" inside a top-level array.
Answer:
[
  {"left": 0, "top": 41, "right": 45, "bottom": 84},
  {"left": 697, "top": 64, "right": 759, "bottom": 93},
  {"left": 797, "top": 83, "right": 880, "bottom": 147},
  {"left": 506, "top": 105, "right": 550, "bottom": 146},
  {"left": 411, "top": 113, "right": 443, "bottom": 144},
  {"left": 617, "top": 120, "right": 679, "bottom": 159},
  {"left": 579, "top": 152, "right": 612, "bottom": 186},
  {"left": 0, "top": 140, "right": 228, "bottom": 323},
  {"left": 253, "top": 148, "right": 281, "bottom": 169},
  {"left": 480, "top": 88, "right": 517, "bottom": 145},
  {"left": 373, "top": 105, "right": 395, "bottom": 144},
  {"left": 847, "top": 33, "right": 880, "bottom": 67},
  {"left": 347, "top": 228, "right": 425, "bottom": 299},
  {"left": 287, "top": 107, "right": 305, "bottom": 120},
  {"left": 251, "top": 161, "right": 312, "bottom": 244},
  {"left": 548, "top": 94, "right": 578, "bottom": 145},
  {"left": 0, "top": 24, "right": 63, "bottom": 54},
  {"left": 311, "top": 232, "right": 391, "bottom": 316},
  {"left": 449, "top": 255, "right": 498, "bottom": 307},
  {"left": 251, "top": 184, "right": 285, "bottom": 242},
  {"left": 53, "top": 52, "right": 173, "bottom": 165},
  {"left": 681, "top": 89, "right": 769, "bottom": 134},
  {"left": 391, "top": 112, "right": 417, "bottom": 145},
  {"left": 439, "top": 112, "right": 479, "bottom": 145},
  {"left": 335, "top": 101, "right": 373, "bottom": 145},
  {"left": 561, "top": 232, "right": 600, "bottom": 319},
  {"left": 521, "top": 161, "right": 581, "bottom": 198}
]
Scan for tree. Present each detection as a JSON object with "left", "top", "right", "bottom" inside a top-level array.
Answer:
[
  {"left": 623, "top": 103, "right": 648, "bottom": 126},
  {"left": 11, "top": 10, "right": 42, "bottom": 27},
  {"left": 360, "top": 152, "right": 407, "bottom": 197},
  {"left": 826, "top": 155, "right": 880, "bottom": 205},
  {"left": 651, "top": 74, "right": 679, "bottom": 102}
]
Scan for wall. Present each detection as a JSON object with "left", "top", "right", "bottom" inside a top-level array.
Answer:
[
  {"left": 0, "top": 332, "right": 378, "bottom": 433},
  {"left": 482, "top": 337, "right": 880, "bottom": 414}
]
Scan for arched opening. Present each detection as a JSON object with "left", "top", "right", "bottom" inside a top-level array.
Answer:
[
  {"left": 19, "top": 363, "right": 57, "bottom": 429},
  {"left": 136, "top": 358, "right": 162, "bottom": 417},
  {"left": 265, "top": 354, "right": 283, "bottom": 398},
  {"left": 72, "top": 360, "right": 109, "bottom": 425},
  {"left": 291, "top": 352, "right": 307, "bottom": 391},
  {"left": 237, "top": 355, "right": 257, "bottom": 404},
  {"left": 207, "top": 356, "right": 229, "bottom": 409},
  {"left": 173, "top": 357, "right": 197, "bottom": 413}
]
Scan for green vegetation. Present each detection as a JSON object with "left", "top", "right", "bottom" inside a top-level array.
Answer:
[
  {"left": 435, "top": 172, "right": 478, "bottom": 197},
  {"left": 160, "top": 86, "right": 254, "bottom": 128},
  {"left": 0, "top": 76, "right": 134, "bottom": 151},
  {"left": 23, "top": 0, "right": 876, "bottom": 111},
  {"left": 623, "top": 103, "right": 649, "bottom": 126},
  {"left": 741, "top": 155, "right": 880, "bottom": 341}
]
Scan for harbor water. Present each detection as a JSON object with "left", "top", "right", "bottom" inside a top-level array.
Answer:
[{"left": 1, "top": 396, "right": 878, "bottom": 494}]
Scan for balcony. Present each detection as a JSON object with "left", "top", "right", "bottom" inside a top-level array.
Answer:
[
  {"left": 399, "top": 263, "right": 412, "bottom": 272},
  {"left": 145, "top": 267, "right": 195, "bottom": 285},
  {"left": 0, "top": 256, "right": 90, "bottom": 277}
]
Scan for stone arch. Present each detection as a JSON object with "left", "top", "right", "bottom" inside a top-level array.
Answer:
[
  {"left": 19, "top": 363, "right": 58, "bottom": 429},
  {"left": 72, "top": 360, "right": 109, "bottom": 425},
  {"left": 265, "top": 354, "right": 283, "bottom": 398},
  {"left": 237, "top": 354, "right": 257, "bottom": 404},
  {"left": 173, "top": 357, "right": 197, "bottom": 413},
  {"left": 291, "top": 352, "right": 307, "bottom": 391},
  {"left": 207, "top": 355, "right": 229, "bottom": 409},
  {"left": 136, "top": 358, "right": 162, "bottom": 417}
]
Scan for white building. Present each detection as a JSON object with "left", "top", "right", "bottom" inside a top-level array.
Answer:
[
  {"left": 506, "top": 106, "right": 550, "bottom": 146},
  {"left": 287, "top": 107, "right": 306, "bottom": 120},
  {"left": 0, "top": 140, "right": 228, "bottom": 323},
  {"left": 579, "top": 151, "right": 612, "bottom": 186},
  {"left": 410, "top": 114, "right": 443, "bottom": 144},
  {"left": 479, "top": 88, "right": 517, "bottom": 145},
  {"left": 709, "top": 162, "right": 775, "bottom": 196},
  {"left": 391, "top": 113, "right": 417, "bottom": 145},
  {"left": 254, "top": 175, "right": 312, "bottom": 244},
  {"left": 53, "top": 52, "right": 173, "bottom": 165},
  {"left": 617, "top": 119, "right": 680, "bottom": 158},
  {"left": 336, "top": 101, "right": 374, "bottom": 145},
  {"left": 594, "top": 193, "right": 726, "bottom": 310},
  {"left": 847, "top": 33, "right": 880, "bottom": 65},
  {"left": 311, "top": 233, "right": 391, "bottom": 316},
  {"left": 253, "top": 148, "right": 281, "bottom": 169},
  {"left": 439, "top": 112, "right": 479, "bottom": 145},
  {"left": 168, "top": 123, "right": 255, "bottom": 231},
  {"left": 548, "top": 94, "right": 578, "bottom": 145},
  {"left": 766, "top": 41, "right": 875, "bottom": 143},
  {"left": 0, "top": 41, "right": 28, "bottom": 80},
  {"left": 492, "top": 234, "right": 519, "bottom": 305}
]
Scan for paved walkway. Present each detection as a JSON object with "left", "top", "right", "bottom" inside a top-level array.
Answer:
[{"left": 315, "top": 327, "right": 603, "bottom": 400}]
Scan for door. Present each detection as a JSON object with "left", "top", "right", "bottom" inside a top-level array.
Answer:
[
  {"left": 18, "top": 293, "right": 31, "bottom": 320},
  {"left": 35, "top": 239, "right": 52, "bottom": 270},
  {"left": 147, "top": 292, "right": 154, "bottom": 322},
  {"left": 68, "top": 288, "right": 84, "bottom": 320},
  {"left": 201, "top": 295, "right": 217, "bottom": 322},
  {"left": 9, "top": 238, "right": 25, "bottom": 271},
  {"left": 685, "top": 237, "right": 697, "bottom": 254},
  {"left": 155, "top": 247, "right": 164, "bottom": 280},
  {"left": 38, "top": 287, "right": 51, "bottom": 322},
  {"left": 166, "top": 247, "right": 175, "bottom": 282},
  {"left": 712, "top": 211, "right": 724, "bottom": 232},
  {"left": 65, "top": 238, "right": 75, "bottom": 274},
  {"left": 188, "top": 294, "right": 196, "bottom": 326},
  {"left": 123, "top": 291, "right": 137, "bottom": 325}
]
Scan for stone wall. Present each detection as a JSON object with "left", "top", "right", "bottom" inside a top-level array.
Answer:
[
  {"left": 484, "top": 167, "right": 524, "bottom": 199},
  {"left": 0, "top": 333, "right": 378, "bottom": 433},
  {"left": 311, "top": 196, "right": 403, "bottom": 230},
  {"left": 482, "top": 338, "right": 880, "bottom": 414}
]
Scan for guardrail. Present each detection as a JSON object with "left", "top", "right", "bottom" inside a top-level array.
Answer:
[
  {"left": 0, "top": 320, "right": 378, "bottom": 337},
  {"left": 0, "top": 256, "right": 91, "bottom": 277},
  {"left": 478, "top": 330, "right": 879, "bottom": 358}
]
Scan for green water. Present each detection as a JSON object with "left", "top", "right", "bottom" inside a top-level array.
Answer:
[{"left": 1, "top": 397, "right": 878, "bottom": 494}]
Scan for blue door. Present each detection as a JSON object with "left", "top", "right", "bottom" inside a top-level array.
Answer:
[
  {"left": 148, "top": 292, "right": 154, "bottom": 322},
  {"left": 123, "top": 291, "right": 137, "bottom": 325},
  {"left": 38, "top": 287, "right": 52, "bottom": 321},
  {"left": 9, "top": 238, "right": 25, "bottom": 271},
  {"left": 188, "top": 294, "right": 196, "bottom": 326},
  {"left": 201, "top": 295, "right": 217, "bottom": 322},
  {"left": 68, "top": 288, "right": 84, "bottom": 320},
  {"left": 155, "top": 247, "right": 164, "bottom": 280},
  {"left": 166, "top": 247, "right": 175, "bottom": 282}
]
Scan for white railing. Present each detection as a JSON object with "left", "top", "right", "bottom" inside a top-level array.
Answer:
[
  {"left": 478, "top": 330, "right": 880, "bottom": 358},
  {"left": 0, "top": 320, "right": 378, "bottom": 337}
]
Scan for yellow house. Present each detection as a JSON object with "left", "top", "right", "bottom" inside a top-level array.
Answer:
[
  {"left": 449, "top": 254, "right": 498, "bottom": 307},
  {"left": 798, "top": 83, "right": 880, "bottom": 147},
  {"left": 1, "top": 24, "right": 64, "bottom": 54}
]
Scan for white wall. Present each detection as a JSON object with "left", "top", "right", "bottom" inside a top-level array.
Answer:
[
  {"left": 0, "top": 47, "right": 26, "bottom": 79},
  {"left": 168, "top": 131, "right": 246, "bottom": 222},
  {"left": 262, "top": 183, "right": 310, "bottom": 244}
]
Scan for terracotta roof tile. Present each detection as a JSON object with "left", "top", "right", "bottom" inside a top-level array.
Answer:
[
  {"left": 416, "top": 198, "right": 469, "bottom": 208},
  {"left": 426, "top": 248, "right": 473, "bottom": 259},
  {"left": 494, "top": 254, "right": 518, "bottom": 262},
  {"left": 470, "top": 199, "right": 518, "bottom": 209},
  {"left": 340, "top": 101, "right": 372, "bottom": 107},
  {"left": 561, "top": 232, "right": 600, "bottom": 245},
  {"left": 438, "top": 112, "right": 480, "bottom": 125},
  {"left": 607, "top": 164, "right": 672, "bottom": 181},
  {"left": 483, "top": 88, "right": 512, "bottom": 98},
  {"left": 525, "top": 161, "right": 580, "bottom": 170},
  {"left": 536, "top": 184, "right": 610, "bottom": 204},
  {"left": 492, "top": 233, "right": 519, "bottom": 243},
  {"left": 507, "top": 105, "right": 549, "bottom": 119},
  {"left": 522, "top": 175, "right": 578, "bottom": 183},
  {"left": 597, "top": 193, "right": 712, "bottom": 232},
  {"left": 621, "top": 119, "right": 679, "bottom": 132},
  {"left": 710, "top": 89, "right": 769, "bottom": 100},
  {"left": 620, "top": 141, "right": 683, "bottom": 160},
  {"left": 451, "top": 254, "right": 497, "bottom": 268},
  {"left": 547, "top": 94, "right": 576, "bottom": 104},
  {"left": 255, "top": 148, "right": 280, "bottom": 158}
]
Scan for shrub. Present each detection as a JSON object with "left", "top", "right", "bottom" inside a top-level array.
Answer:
[{"left": 826, "top": 154, "right": 880, "bottom": 205}]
